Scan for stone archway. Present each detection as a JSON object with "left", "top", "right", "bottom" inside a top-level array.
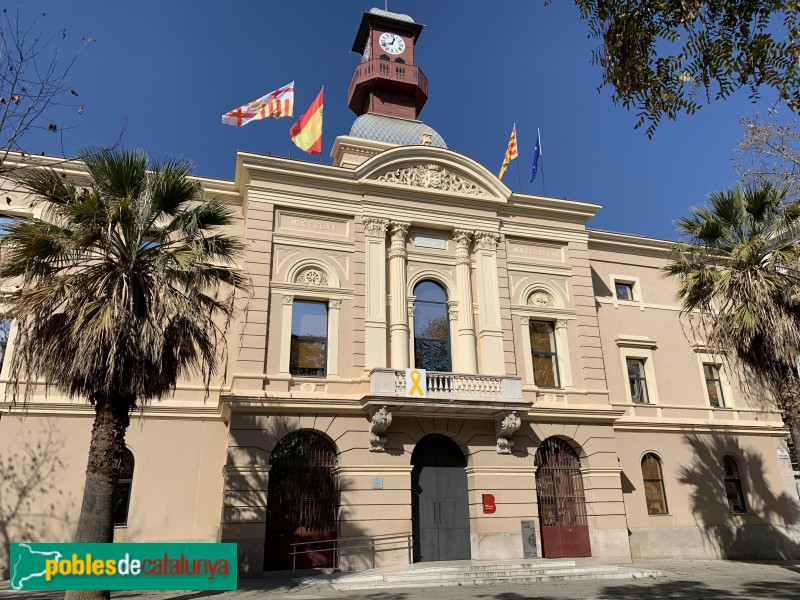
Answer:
[
  {"left": 535, "top": 437, "right": 591, "bottom": 558},
  {"left": 264, "top": 430, "right": 338, "bottom": 570}
]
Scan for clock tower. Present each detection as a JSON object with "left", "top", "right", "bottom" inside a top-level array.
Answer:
[{"left": 348, "top": 8, "right": 428, "bottom": 120}]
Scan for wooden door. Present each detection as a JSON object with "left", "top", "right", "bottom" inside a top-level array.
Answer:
[
  {"left": 411, "top": 434, "right": 471, "bottom": 562},
  {"left": 535, "top": 437, "right": 592, "bottom": 558}
]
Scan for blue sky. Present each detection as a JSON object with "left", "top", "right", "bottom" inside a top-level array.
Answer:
[{"left": 13, "top": 1, "right": 786, "bottom": 240}]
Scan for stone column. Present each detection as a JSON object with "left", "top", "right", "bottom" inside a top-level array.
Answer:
[
  {"left": 473, "top": 231, "right": 505, "bottom": 375},
  {"left": 389, "top": 221, "right": 410, "bottom": 369},
  {"left": 363, "top": 218, "right": 389, "bottom": 370},
  {"left": 453, "top": 229, "right": 478, "bottom": 373}
]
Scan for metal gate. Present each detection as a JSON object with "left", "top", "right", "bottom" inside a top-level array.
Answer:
[
  {"left": 264, "top": 430, "right": 338, "bottom": 570},
  {"left": 535, "top": 437, "right": 591, "bottom": 558}
]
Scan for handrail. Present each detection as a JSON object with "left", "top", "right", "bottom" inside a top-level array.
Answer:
[{"left": 290, "top": 532, "right": 413, "bottom": 575}]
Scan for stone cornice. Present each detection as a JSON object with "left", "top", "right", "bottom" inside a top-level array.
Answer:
[{"left": 588, "top": 228, "right": 676, "bottom": 258}]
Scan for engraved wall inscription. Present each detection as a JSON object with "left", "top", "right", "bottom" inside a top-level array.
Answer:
[
  {"left": 508, "top": 240, "right": 564, "bottom": 262},
  {"left": 278, "top": 211, "right": 349, "bottom": 237}
]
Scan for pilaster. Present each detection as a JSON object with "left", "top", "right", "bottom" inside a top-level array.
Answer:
[
  {"left": 278, "top": 295, "right": 293, "bottom": 375},
  {"left": 363, "top": 218, "right": 389, "bottom": 370},
  {"left": 473, "top": 231, "right": 505, "bottom": 375}
]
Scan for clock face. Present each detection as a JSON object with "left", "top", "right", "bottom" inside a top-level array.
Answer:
[{"left": 379, "top": 32, "right": 405, "bottom": 55}]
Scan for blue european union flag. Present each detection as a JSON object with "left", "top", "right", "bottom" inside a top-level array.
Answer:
[{"left": 531, "top": 128, "right": 542, "bottom": 183}]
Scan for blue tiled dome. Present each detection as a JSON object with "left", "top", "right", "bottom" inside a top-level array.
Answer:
[{"left": 349, "top": 113, "right": 447, "bottom": 148}]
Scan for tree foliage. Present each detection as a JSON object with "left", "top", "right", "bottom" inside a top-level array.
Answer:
[
  {"left": 0, "top": 148, "right": 249, "bottom": 405},
  {"left": 735, "top": 116, "right": 800, "bottom": 200},
  {"left": 664, "top": 182, "right": 800, "bottom": 442},
  {"left": 0, "top": 7, "right": 92, "bottom": 168},
  {"left": 572, "top": 1, "right": 800, "bottom": 136},
  {"left": 0, "top": 148, "right": 249, "bottom": 599}
]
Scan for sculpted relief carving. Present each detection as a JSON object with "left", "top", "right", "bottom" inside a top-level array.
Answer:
[
  {"left": 528, "top": 291, "right": 555, "bottom": 308},
  {"left": 377, "top": 164, "right": 489, "bottom": 198},
  {"left": 295, "top": 267, "right": 329, "bottom": 287}
]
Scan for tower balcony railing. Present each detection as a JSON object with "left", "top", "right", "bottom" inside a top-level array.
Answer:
[
  {"left": 348, "top": 59, "right": 429, "bottom": 104},
  {"left": 369, "top": 368, "right": 523, "bottom": 403}
]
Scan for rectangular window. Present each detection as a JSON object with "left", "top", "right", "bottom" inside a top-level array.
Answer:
[
  {"left": 0, "top": 319, "right": 10, "bottom": 369},
  {"left": 290, "top": 301, "right": 328, "bottom": 377},
  {"left": 615, "top": 282, "right": 634, "bottom": 301},
  {"left": 704, "top": 363, "right": 725, "bottom": 408},
  {"left": 530, "top": 320, "right": 560, "bottom": 388},
  {"left": 627, "top": 358, "right": 649, "bottom": 404}
]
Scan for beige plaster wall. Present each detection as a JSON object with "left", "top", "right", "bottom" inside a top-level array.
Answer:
[
  {"left": 0, "top": 413, "right": 227, "bottom": 571},
  {"left": 616, "top": 429, "right": 800, "bottom": 559}
]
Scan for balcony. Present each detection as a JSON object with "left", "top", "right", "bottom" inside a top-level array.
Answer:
[
  {"left": 347, "top": 59, "right": 429, "bottom": 115},
  {"left": 365, "top": 368, "right": 527, "bottom": 414}
]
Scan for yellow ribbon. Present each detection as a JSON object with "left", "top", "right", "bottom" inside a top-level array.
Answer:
[{"left": 408, "top": 369, "right": 424, "bottom": 397}]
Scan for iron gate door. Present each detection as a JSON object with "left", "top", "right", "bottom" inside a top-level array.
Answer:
[
  {"left": 535, "top": 438, "right": 592, "bottom": 558},
  {"left": 264, "top": 431, "right": 338, "bottom": 570},
  {"left": 411, "top": 434, "right": 471, "bottom": 562}
]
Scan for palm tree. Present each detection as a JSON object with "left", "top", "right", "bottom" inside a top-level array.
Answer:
[
  {"left": 0, "top": 148, "right": 249, "bottom": 599},
  {"left": 664, "top": 182, "right": 800, "bottom": 465}
]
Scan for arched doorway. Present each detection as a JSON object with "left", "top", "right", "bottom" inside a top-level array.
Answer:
[
  {"left": 535, "top": 437, "right": 591, "bottom": 558},
  {"left": 411, "top": 434, "right": 471, "bottom": 562},
  {"left": 264, "top": 430, "right": 338, "bottom": 570}
]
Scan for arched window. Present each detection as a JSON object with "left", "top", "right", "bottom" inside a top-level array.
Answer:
[
  {"left": 641, "top": 453, "right": 668, "bottom": 515},
  {"left": 413, "top": 281, "right": 451, "bottom": 371},
  {"left": 722, "top": 455, "right": 747, "bottom": 513},
  {"left": 113, "top": 448, "right": 135, "bottom": 526}
]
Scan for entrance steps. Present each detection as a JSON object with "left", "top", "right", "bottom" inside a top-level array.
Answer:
[{"left": 294, "top": 558, "right": 661, "bottom": 590}]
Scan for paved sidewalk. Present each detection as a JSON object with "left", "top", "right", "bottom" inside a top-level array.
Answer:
[{"left": 2, "top": 559, "right": 800, "bottom": 599}]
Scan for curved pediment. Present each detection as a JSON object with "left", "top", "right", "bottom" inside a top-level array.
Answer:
[{"left": 356, "top": 145, "right": 511, "bottom": 202}]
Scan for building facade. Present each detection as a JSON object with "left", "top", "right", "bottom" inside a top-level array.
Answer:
[{"left": 2, "top": 8, "right": 800, "bottom": 576}]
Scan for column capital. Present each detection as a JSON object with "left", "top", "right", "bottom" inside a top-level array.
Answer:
[
  {"left": 363, "top": 217, "right": 389, "bottom": 238},
  {"left": 454, "top": 229, "right": 472, "bottom": 266},
  {"left": 282, "top": 295, "right": 294, "bottom": 305},
  {"left": 329, "top": 298, "right": 343, "bottom": 309},
  {"left": 453, "top": 229, "right": 473, "bottom": 248},
  {"left": 473, "top": 231, "right": 501, "bottom": 252},
  {"left": 389, "top": 221, "right": 410, "bottom": 240},
  {"left": 519, "top": 315, "right": 530, "bottom": 325},
  {"left": 389, "top": 222, "right": 410, "bottom": 259},
  {"left": 555, "top": 319, "right": 568, "bottom": 329}
]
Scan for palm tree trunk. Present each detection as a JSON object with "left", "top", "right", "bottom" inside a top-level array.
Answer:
[{"left": 64, "top": 395, "right": 131, "bottom": 600}]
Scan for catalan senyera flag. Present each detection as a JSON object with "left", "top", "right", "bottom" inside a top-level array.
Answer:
[
  {"left": 498, "top": 124, "right": 518, "bottom": 180},
  {"left": 290, "top": 87, "right": 323, "bottom": 155},
  {"left": 221, "top": 81, "right": 294, "bottom": 127}
]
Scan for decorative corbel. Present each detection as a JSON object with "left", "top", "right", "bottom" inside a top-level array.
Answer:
[
  {"left": 495, "top": 411, "right": 521, "bottom": 454},
  {"left": 368, "top": 405, "right": 393, "bottom": 452}
]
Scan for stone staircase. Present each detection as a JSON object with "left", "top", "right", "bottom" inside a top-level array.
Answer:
[{"left": 294, "top": 558, "right": 661, "bottom": 590}]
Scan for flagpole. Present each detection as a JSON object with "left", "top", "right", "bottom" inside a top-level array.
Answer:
[
  {"left": 516, "top": 152, "right": 521, "bottom": 193},
  {"left": 318, "top": 86, "right": 324, "bottom": 164},
  {"left": 539, "top": 127, "right": 546, "bottom": 196}
]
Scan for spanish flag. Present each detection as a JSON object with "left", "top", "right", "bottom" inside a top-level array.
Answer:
[
  {"left": 290, "top": 87, "right": 323, "bottom": 155},
  {"left": 498, "top": 124, "right": 518, "bottom": 180}
]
